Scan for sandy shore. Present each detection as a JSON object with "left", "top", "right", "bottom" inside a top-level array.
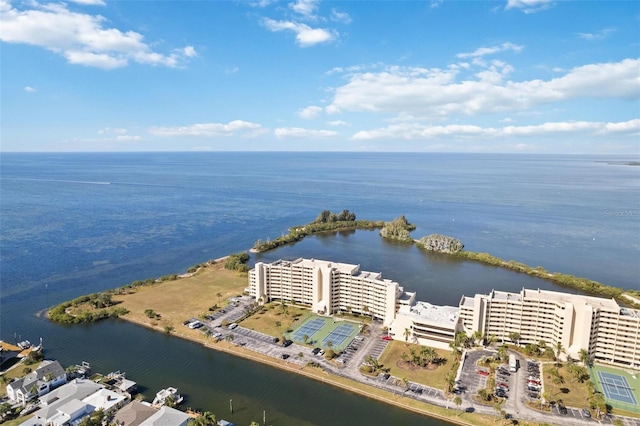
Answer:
[{"left": 121, "top": 315, "right": 473, "bottom": 425}]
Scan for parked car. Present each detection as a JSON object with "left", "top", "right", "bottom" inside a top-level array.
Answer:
[
  {"left": 582, "top": 408, "right": 591, "bottom": 418},
  {"left": 281, "top": 354, "right": 290, "bottom": 360},
  {"left": 312, "top": 347, "right": 321, "bottom": 355},
  {"left": 228, "top": 323, "right": 238, "bottom": 329},
  {"left": 283, "top": 340, "right": 293, "bottom": 347}
]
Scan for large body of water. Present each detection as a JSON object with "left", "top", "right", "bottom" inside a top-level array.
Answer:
[{"left": 1, "top": 152, "right": 639, "bottom": 425}]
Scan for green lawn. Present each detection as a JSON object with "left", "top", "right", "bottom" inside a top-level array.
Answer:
[
  {"left": 239, "top": 302, "right": 311, "bottom": 339},
  {"left": 378, "top": 340, "right": 455, "bottom": 390},
  {"left": 542, "top": 364, "right": 591, "bottom": 408}
]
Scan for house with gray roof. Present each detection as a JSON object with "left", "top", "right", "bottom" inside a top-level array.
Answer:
[
  {"left": 138, "top": 406, "right": 189, "bottom": 426},
  {"left": 113, "top": 401, "right": 157, "bottom": 426},
  {"left": 6, "top": 360, "right": 67, "bottom": 405}
]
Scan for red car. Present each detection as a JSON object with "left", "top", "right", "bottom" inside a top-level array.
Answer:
[
  {"left": 382, "top": 335, "right": 393, "bottom": 341},
  {"left": 477, "top": 370, "right": 489, "bottom": 376}
]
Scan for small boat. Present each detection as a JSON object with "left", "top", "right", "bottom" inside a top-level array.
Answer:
[{"left": 152, "top": 387, "right": 183, "bottom": 407}]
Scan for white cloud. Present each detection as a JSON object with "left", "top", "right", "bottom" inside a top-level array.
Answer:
[
  {"left": 457, "top": 42, "right": 523, "bottom": 59},
  {"left": 149, "top": 120, "right": 263, "bottom": 137},
  {"left": 225, "top": 66, "right": 240, "bottom": 74},
  {"left": 350, "top": 119, "right": 640, "bottom": 141},
  {"left": 24, "top": 86, "right": 36, "bottom": 92},
  {"left": 577, "top": 28, "right": 616, "bottom": 40},
  {"left": 182, "top": 46, "right": 197, "bottom": 58},
  {"left": 298, "top": 105, "right": 323, "bottom": 119},
  {"left": 67, "top": 0, "right": 105, "bottom": 5},
  {"left": 327, "top": 120, "right": 348, "bottom": 127},
  {"left": 262, "top": 18, "right": 335, "bottom": 46},
  {"left": 330, "top": 8, "right": 351, "bottom": 24},
  {"left": 0, "top": 1, "right": 196, "bottom": 69},
  {"left": 274, "top": 127, "right": 339, "bottom": 138},
  {"left": 98, "top": 127, "right": 128, "bottom": 135},
  {"left": 430, "top": 0, "right": 444, "bottom": 9},
  {"left": 327, "top": 58, "right": 640, "bottom": 118},
  {"left": 249, "top": 0, "right": 273, "bottom": 7},
  {"left": 505, "top": 0, "right": 554, "bottom": 13},
  {"left": 290, "top": 0, "right": 319, "bottom": 20}
]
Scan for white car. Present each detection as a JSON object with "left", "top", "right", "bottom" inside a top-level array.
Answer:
[{"left": 228, "top": 323, "right": 238, "bottom": 329}]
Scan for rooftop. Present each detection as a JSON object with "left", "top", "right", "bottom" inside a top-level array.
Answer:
[{"left": 400, "top": 301, "right": 460, "bottom": 328}]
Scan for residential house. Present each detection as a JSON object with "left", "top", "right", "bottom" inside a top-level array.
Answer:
[{"left": 7, "top": 360, "right": 67, "bottom": 405}]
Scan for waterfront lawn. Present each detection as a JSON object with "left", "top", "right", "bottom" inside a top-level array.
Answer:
[
  {"left": 114, "top": 263, "right": 247, "bottom": 332},
  {"left": 1, "top": 361, "right": 43, "bottom": 397},
  {"left": 378, "top": 340, "right": 454, "bottom": 390},
  {"left": 542, "top": 364, "right": 591, "bottom": 408},
  {"left": 240, "top": 302, "right": 310, "bottom": 339}
]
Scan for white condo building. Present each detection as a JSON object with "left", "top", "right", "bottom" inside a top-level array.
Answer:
[
  {"left": 459, "top": 288, "right": 640, "bottom": 369},
  {"left": 248, "top": 258, "right": 639, "bottom": 368},
  {"left": 388, "top": 302, "right": 463, "bottom": 350},
  {"left": 247, "top": 258, "right": 415, "bottom": 325}
]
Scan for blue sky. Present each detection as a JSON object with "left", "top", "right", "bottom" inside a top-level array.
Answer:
[{"left": 1, "top": 0, "right": 639, "bottom": 153}]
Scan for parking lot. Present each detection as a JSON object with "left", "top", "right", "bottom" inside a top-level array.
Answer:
[{"left": 456, "top": 349, "right": 493, "bottom": 397}]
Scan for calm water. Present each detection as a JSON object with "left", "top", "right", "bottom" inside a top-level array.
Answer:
[{"left": 1, "top": 152, "right": 639, "bottom": 425}]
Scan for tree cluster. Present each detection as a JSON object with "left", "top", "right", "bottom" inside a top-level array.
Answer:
[
  {"left": 379, "top": 215, "right": 416, "bottom": 243},
  {"left": 224, "top": 252, "right": 250, "bottom": 272},
  {"left": 416, "top": 234, "right": 464, "bottom": 253},
  {"left": 252, "top": 211, "right": 382, "bottom": 252},
  {"left": 48, "top": 293, "right": 129, "bottom": 324},
  {"left": 314, "top": 209, "right": 356, "bottom": 223}
]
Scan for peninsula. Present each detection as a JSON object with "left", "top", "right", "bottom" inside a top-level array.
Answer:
[{"left": 44, "top": 212, "right": 640, "bottom": 425}]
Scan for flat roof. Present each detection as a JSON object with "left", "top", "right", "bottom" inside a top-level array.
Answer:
[{"left": 400, "top": 301, "right": 459, "bottom": 328}]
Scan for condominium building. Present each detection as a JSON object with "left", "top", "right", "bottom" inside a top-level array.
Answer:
[
  {"left": 459, "top": 288, "right": 640, "bottom": 369},
  {"left": 388, "top": 301, "right": 463, "bottom": 350},
  {"left": 247, "top": 258, "right": 415, "bottom": 325}
]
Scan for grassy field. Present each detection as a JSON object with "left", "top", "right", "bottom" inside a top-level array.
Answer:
[
  {"left": 378, "top": 340, "right": 455, "bottom": 390},
  {"left": 542, "top": 364, "right": 591, "bottom": 408},
  {"left": 114, "top": 262, "right": 247, "bottom": 336},
  {"left": 240, "top": 302, "right": 311, "bottom": 339}
]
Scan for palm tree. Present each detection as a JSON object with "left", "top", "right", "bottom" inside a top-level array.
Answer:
[
  {"left": 472, "top": 330, "right": 484, "bottom": 346},
  {"left": 454, "top": 396, "right": 463, "bottom": 413},
  {"left": 327, "top": 341, "right": 334, "bottom": 350},
  {"left": 508, "top": 332, "right": 520, "bottom": 346},
  {"left": 225, "top": 334, "right": 234, "bottom": 347},
  {"left": 552, "top": 374, "right": 565, "bottom": 391},
  {"left": 578, "top": 348, "right": 592, "bottom": 367},
  {"left": 541, "top": 391, "right": 550, "bottom": 409},
  {"left": 216, "top": 292, "right": 222, "bottom": 306},
  {"left": 203, "top": 328, "right": 212, "bottom": 339},
  {"left": 302, "top": 334, "right": 309, "bottom": 344},
  {"left": 478, "top": 388, "right": 488, "bottom": 401},
  {"left": 403, "top": 328, "right": 411, "bottom": 343},
  {"left": 554, "top": 341, "right": 565, "bottom": 366},
  {"left": 497, "top": 345, "right": 507, "bottom": 361},
  {"left": 204, "top": 411, "right": 217, "bottom": 425}
]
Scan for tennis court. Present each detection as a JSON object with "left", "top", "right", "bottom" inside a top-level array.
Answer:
[
  {"left": 290, "top": 317, "right": 327, "bottom": 342},
  {"left": 321, "top": 323, "right": 358, "bottom": 348},
  {"left": 598, "top": 371, "right": 638, "bottom": 405},
  {"left": 287, "top": 315, "right": 360, "bottom": 351},
  {"left": 590, "top": 364, "right": 640, "bottom": 413}
]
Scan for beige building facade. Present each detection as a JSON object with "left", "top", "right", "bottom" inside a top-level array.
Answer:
[
  {"left": 247, "top": 258, "right": 415, "bottom": 325},
  {"left": 388, "top": 301, "right": 463, "bottom": 350},
  {"left": 459, "top": 288, "right": 640, "bottom": 369}
]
